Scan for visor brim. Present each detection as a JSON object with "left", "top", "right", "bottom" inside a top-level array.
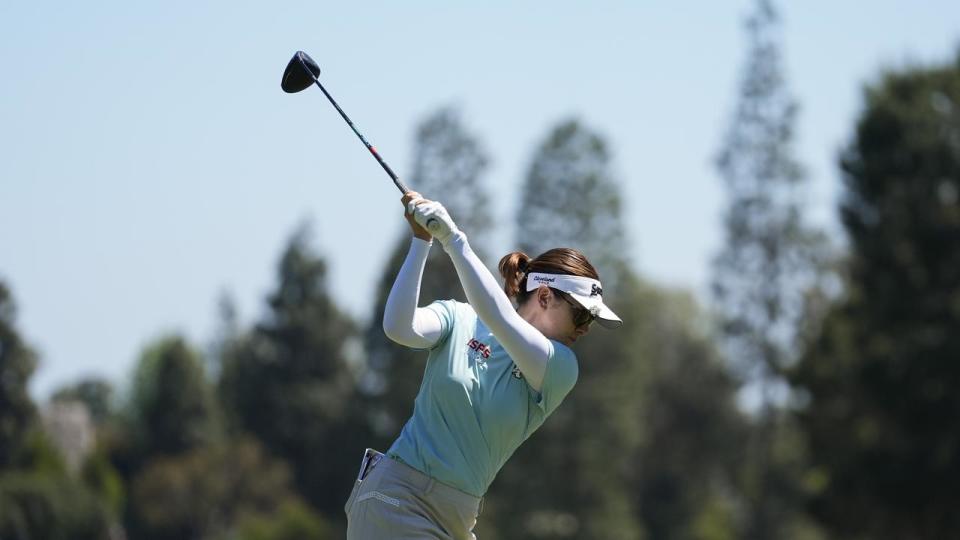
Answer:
[{"left": 568, "top": 293, "right": 623, "bottom": 329}]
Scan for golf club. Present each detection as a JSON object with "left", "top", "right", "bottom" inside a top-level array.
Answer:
[{"left": 282, "top": 50, "right": 410, "bottom": 194}]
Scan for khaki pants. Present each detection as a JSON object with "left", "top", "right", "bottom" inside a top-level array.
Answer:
[{"left": 345, "top": 452, "right": 482, "bottom": 539}]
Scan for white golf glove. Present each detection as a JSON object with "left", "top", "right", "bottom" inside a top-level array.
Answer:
[{"left": 406, "top": 198, "right": 461, "bottom": 247}]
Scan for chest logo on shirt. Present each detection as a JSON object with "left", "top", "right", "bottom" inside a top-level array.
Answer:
[
  {"left": 467, "top": 338, "right": 492, "bottom": 370},
  {"left": 511, "top": 364, "right": 524, "bottom": 380},
  {"left": 467, "top": 338, "right": 492, "bottom": 358}
]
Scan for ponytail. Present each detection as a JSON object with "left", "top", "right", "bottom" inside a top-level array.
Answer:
[{"left": 498, "top": 251, "right": 531, "bottom": 301}]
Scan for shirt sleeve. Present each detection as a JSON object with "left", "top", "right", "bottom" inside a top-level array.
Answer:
[
  {"left": 535, "top": 342, "right": 579, "bottom": 416},
  {"left": 421, "top": 299, "right": 456, "bottom": 349}
]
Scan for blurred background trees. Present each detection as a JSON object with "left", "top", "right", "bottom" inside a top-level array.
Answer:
[
  {"left": 0, "top": 282, "right": 38, "bottom": 470},
  {"left": 789, "top": 51, "right": 960, "bottom": 539},
  {"left": 711, "top": 1, "right": 830, "bottom": 538},
  {"left": 217, "top": 225, "right": 362, "bottom": 534},
  {"left": 3, "top": 1, "right": 960, "bottom": 538},
  {"left": 0, "top": 283, "right": 114, "bottom": 539}
]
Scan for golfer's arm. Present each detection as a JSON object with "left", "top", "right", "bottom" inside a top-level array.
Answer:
[
  {"left": 443, "top": 233, "right": 549, "bottom": 390},
  {"left": 383, "top": 238, "right": 444, "bottom": 348}
]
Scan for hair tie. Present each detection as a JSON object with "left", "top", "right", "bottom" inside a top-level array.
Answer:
[{"left": 518, "top": 258, "right": 529, "bottom": 274}]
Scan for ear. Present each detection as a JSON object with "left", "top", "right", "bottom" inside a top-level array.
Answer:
[{"left": 536, "top": 285, "right": 552, "bottom": 309}]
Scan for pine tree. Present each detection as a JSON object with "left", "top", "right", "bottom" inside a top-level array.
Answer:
[
  {"left": 712, "top": 0, "right": 826, "bottom": 391},
  {"left": 128, "top": 336, "right": 217, "bottom": 458},
  {"left": 711, "top": 2, "right": 829, "bottom": 538},
  {"left": 219, "top": 224, "right": 367, "bottom": 524},
  {"left": 516, "top": 119, "right": 626, "bottom": 284}
]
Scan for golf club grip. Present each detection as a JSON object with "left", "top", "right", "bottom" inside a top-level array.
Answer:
[{"left": 393, "top": 178, "right": 411, "bottom": 193}]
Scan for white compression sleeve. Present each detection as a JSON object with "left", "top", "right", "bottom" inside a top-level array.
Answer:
[
  {"left": 382, "top": 238, "right": 444, "bottom": 349},
  {"left": 442, "top": 232, "right": 551, "bottom": 391}
]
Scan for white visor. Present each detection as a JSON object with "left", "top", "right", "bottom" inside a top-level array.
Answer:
[{"left": 526, "top": 272, "right": 623, "bottom": 329}]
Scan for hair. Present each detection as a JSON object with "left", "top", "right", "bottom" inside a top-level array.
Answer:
[{"left": 498, "top": 247, "right": 600, "bottom": 305}]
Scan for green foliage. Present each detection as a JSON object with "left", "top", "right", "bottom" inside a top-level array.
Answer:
[
  {"left": 81, "top": 449, "right": 125, "bottom": 517},
  {"left": 0, "top": 420, "right": 114, "bottom": 539},
  {"left": 13, "top": 428, "right": 68, "bottom": 476},
  {"left": 235, "top": 500, "right": 333, "bottom": 540},
  {"left": 0, "top": 471, "right": 112, "bottom": 540},
  {"left": 129, "top": 438, "right": 301, "bottom": 540},
  {"left": 633, "top": 287, "right": 746, "bottom": 540},
  {"left": 689, "top": 495, "right": 738, "bottom": 540},
  {"left": 218, "top": 224, "right": 365, "bottom": 523},
  {"left": 0, "top": 280, "right": 38, "bottom": 469},
  {"left": 711, "top": 2, "right": 829, "bottom": 538},
  {"left": 790, "top": 52, "right": 960, "bottom": 539},
  {"left": 712, "top": 0, "right": 828, "bottom": 383},
  {"left": 128, "top": 335, "right": 217, "bottom": 458}
]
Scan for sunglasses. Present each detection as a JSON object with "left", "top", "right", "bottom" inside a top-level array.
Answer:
[{"left": 554, "top": 289, "right": 596, "bottom": 328}]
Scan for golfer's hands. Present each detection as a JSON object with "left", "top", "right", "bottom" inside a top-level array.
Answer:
[
  {"left": 405, "top": 194, "right": 461, "bottom": 247},
  {"left": 402, "top": 192, "right": 432, "bottom": 241}
]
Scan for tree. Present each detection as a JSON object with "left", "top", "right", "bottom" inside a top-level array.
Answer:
[
  {"left": 236, "top": 499, "right": 333, "bottom": 540},
  {"left": 483, "top": 118, "right": 645, "bottom": 540},
  {"left": 0, "top": 280, "right": 38, "bottom": 469},
  {"left": 0, "top": 471, "right": 112, "bottom": 540},
  {"left": 407, "top": 106, "right": 492, "bottom": 237},
  {"left": 50, "top": 381, "right": 126, "bottom": 524},
  {"left": 634, "top": 288, "right": 747, "bottom": 540},
  {"left": 712, "top": 0, "right": 826, "bottom": 398},
  {"left": 130, "top": 438, "right": 329, "bottom": 540},
  {"left": 515, "top": 120, "right": 627, "bottom": 283},
  {"left": 219, "top": 224, "right": 366, "bottom": 526},
  {"left": 790, "top": 52, "right": 960, "bottom": 539},
  {"left": 0, "top": 284, "right": 114, "bottom": 538},
  {"left": 711, "top": 2, "right": 828, "bottom": 538},
  {"left": 127, "top": 336, "right": 217, "bottom": 458},
  {"left": 362, "top": 106, "right": 491, "bottom": 441}
]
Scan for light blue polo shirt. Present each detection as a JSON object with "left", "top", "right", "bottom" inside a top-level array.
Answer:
[{"left": 387, "top": 299, "right": 579, "bottom": 497}]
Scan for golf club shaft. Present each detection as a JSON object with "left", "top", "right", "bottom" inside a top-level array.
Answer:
[{"left": 312, "top": 80, "right": 409, "bottom": 194}]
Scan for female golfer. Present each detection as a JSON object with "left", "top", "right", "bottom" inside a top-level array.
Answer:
[{"left": 344, "top": 193, "right": 622, "bottom": 539}]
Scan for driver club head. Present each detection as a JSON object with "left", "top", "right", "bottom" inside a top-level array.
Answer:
[{"left": 281, "top": 51, "right": 321, "bottom": 93}]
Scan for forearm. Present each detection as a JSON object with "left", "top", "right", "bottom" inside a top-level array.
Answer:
[
  {"left": 383, "top": 237, "right": 442, "bottom": 348},
  {"left": 443, "top": 232, "right": 550, "bottom": 389}
]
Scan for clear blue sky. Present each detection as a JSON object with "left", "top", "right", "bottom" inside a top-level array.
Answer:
[{"left": 2, "top": 1, "right": 958, "bottom": 399}]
